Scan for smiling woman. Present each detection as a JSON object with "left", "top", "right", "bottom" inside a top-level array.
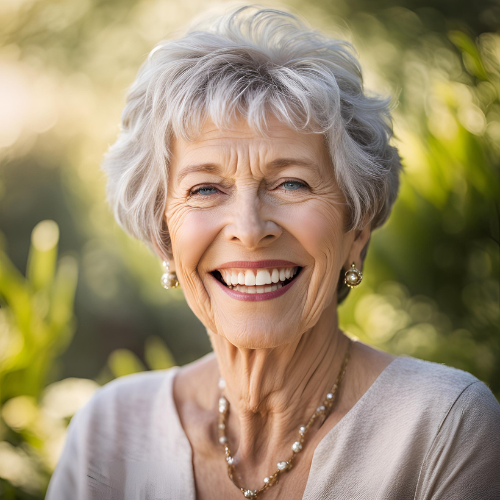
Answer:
[
  {"left": 163, "top": 115, "right": 362, "bottom": 349},
  {"left": 46, "top": 5, "right": 500, "bottom": 500}
]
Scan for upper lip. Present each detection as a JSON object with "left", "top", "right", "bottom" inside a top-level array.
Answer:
[{"left": 213, "top": 260, "right": 300, "bottom": 270}]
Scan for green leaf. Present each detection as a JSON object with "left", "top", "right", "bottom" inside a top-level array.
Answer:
[
  {"left": 27, "top": 221, "right": 59, "bottom": 292},
  {"left": 144, "top": 336, "right": 176, "bottom": 371},
  {"left": 448, "top": 31, "right": 489, "bottom": 81},
  {"left": 108, "top": 349, "right": 146, "bottom": 378}
]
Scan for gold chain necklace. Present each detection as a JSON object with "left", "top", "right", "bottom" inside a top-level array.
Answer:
[{"left": 217, "top": 337, "right": 352, "bottom": 498}]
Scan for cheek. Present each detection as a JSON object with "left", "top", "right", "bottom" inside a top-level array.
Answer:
[
  {"left": 266, "top": 199, "right": 348, "bottom": 329},
  {"left": 166, "top": 206, "right": 224, "bottom": 332},
  {"left": 285, "top": 199, "right": 346, "bottom": 265},
  {"left": 169, "top": 209, "right": 222, "bottom": 273}
]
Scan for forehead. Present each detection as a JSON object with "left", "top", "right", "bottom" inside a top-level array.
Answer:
[{"left": 170, "top": 115, "right": 330, "bottom": 173}]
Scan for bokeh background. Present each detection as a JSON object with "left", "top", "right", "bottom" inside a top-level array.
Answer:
[{"left": 0, "top": 0, "right": 499, "bottom": 497}]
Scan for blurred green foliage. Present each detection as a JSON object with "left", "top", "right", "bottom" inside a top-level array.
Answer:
[
  {"left": 0, "top": 0, "right": 499, "bottom": 497},
  {"left": 0, "top": 222, "right": 175, "bottom": 498},
  {"left": 0, "top": 221, "right": 78, "bottom": 403},
  {"left": 0, "top": 221, "right": 79, "bottom": 497},
  {"left": 339, "top": 12, "right": 500, "bottom": 389}
]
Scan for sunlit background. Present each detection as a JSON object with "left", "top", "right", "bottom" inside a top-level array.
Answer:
[{"left": 0, "top": 0, "right": 499, "bottom": 497}]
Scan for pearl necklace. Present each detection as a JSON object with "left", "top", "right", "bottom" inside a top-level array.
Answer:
[{"left": 217, "top": 337, "right": 352, "bottom": 498}]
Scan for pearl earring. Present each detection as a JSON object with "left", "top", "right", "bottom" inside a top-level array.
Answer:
[
  {"left": 344, "top": 262, "right": 363, "bottom": 288},
  {"left": 161, "top": 261, "right": 180, "bottom": 289}
]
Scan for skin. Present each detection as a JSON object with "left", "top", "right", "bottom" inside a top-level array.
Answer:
[{"left": 153, "top": 114, "right": 396, "bottom": 499}]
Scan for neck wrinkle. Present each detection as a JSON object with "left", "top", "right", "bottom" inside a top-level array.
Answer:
[{"left": 207, "top": 299, "right": 350, "bottom": 468}]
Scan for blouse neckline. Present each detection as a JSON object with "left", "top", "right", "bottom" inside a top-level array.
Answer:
[{"left": 164, "top": 355, "right": 405, "bottom": 497}]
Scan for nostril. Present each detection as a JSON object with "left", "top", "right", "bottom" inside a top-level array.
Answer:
[{"left": 225, "top": 219, "right": 282, "bottom": 247}]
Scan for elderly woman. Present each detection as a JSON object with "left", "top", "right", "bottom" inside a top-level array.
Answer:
[{"left": 46, "top": 5, "right": 500, "bottom": 500}]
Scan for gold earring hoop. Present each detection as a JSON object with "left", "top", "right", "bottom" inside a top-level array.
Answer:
[
  {"left": 161, "top": 261, "right": 180, "bottom": 289},
  {"left": 344, "top": 262, "right": 363, "bottom": 288}
]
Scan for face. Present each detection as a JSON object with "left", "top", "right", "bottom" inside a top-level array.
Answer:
[{"left": 163, "top": 115, "right": 367, "bottom": 349}]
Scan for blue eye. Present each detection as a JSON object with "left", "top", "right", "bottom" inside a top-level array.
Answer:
[
  {"left": 281, "top": 180, "right": 304, "bottom": 191},
  {"left": 192, "top": 186, "right": 218, "bottom": 196}
]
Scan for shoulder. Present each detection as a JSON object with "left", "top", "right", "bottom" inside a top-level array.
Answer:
[
  {"left": 47, "top": 368, "right": 196, "bottom": 499},
  {"left": 442, "top": 378, "right": 500, "bottom": 437},
  {"left": 392, "top": 354, "right": 480, "bottom": 385},
  {"left": 390, "top": 355, "right": 482, "bottom": 401},
  {"left": 451, "top": 376, "right": 500, "bottom": 415},
  {"left": 90, "top": 367, "right": 177, "bottom": 406},
  {"left": 411, "top": 362, "right": 500, "bottom": 498},
  {"left": 70, "top": 367, "right": 181, "bottom": 461},
  {"left": 84, "top": 367, "right": 178, "bottom": 420},
  {"left": 387, "top": 355, "right": 499, "bottom": 430}
]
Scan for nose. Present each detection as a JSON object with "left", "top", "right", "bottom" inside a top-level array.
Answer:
[{"left": 224, "top": 191, "right": 282, "bottom": 249}]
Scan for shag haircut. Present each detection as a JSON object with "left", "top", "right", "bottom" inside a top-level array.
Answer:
[{"left": 101, "top": 5, "right": 403, "bottom": 303}]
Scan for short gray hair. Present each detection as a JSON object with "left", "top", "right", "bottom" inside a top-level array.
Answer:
[{"left": 102, "top": 5, "right": 402, "bottom": 300}]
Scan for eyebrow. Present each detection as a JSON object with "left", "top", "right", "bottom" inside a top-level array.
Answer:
[
  {"left": 266, "top": 158, "right": 318, "bottom": 171},
  {"left": 177, "top": 163, "right": 220, "bottom": 183},
  {"left": 176, "top": 157, "right": 318, "bottom": 183}
]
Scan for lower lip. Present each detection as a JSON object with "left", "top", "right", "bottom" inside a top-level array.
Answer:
[{"left": 211, "top": 273, "right": 300, "bottom": 301}]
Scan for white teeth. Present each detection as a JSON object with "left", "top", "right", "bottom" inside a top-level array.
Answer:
[
  {"left": 233, "top": 284, "right": 279, "bottom": 294},
  {"left": 244, "top": 270, "right": 256, "bottom": 286},
  {"left": 256, "top": 269, "right": 271, "bottom": 285},
  {"left": 218, "top": 266, "right": 300, "bottom": 288}
]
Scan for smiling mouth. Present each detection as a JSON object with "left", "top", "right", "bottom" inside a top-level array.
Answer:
[{"left": 210, "top": 266, "right": 303, "bottom": 294}]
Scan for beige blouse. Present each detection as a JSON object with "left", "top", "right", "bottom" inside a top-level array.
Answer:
[{"left": 46, "top": 355, "right": 500, "bottom": 499}]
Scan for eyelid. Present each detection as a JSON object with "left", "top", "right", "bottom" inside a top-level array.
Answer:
[
  {"left": 189, "top": 178, "right": 308, "bottom": 196},
  {"left": 189, "top": 184, "right": 222, "bottom": 196},
  {"left": 276, "top": 178, "right": 308, "bottom": 189}
]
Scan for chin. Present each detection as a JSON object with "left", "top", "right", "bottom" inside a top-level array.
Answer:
[{"left": 216, "top": 321, "right": 301, "bottom": 349}]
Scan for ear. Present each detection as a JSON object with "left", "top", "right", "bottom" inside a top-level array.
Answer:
[{"left": 343, "top": 221, "right": 371, "bottom": 271}]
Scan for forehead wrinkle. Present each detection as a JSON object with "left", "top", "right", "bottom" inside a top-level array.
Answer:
[
  {"left": 176, "top": 142, "right": 324, "bottom": 181},
  {"left": 176, "top": 156, "right": 322, "bottom": 186},
  {"left": 176, "top": 141, "right": 267, "bottom": 182},
  {"left": 173, "top": 121, "right": 328, "bottom": 184}
]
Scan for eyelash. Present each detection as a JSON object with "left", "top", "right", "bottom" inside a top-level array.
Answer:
[
  {"left": 189, "top": 185, "right": 219, "bottom": 196},
  {"left": 189, "top": 180, "right": 308, "bottom": 197}
]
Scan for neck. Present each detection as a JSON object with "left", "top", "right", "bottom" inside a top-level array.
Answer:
[{"left": 208, "top": 299, "right": 351, "bottom": 472}]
